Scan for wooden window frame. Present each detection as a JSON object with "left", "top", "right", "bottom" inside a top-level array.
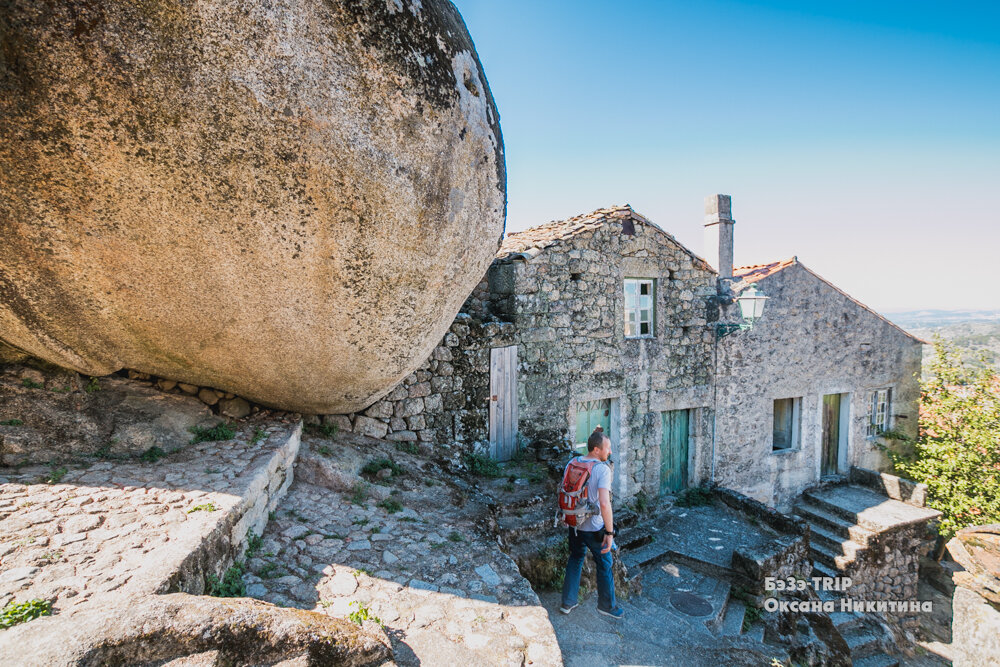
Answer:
[
  {"left": 624, "top": 278, "right": 655, "bottom": 338},
  {"left": 772, "top": 397, "right": 802, "bottom": 452},
  {"left": 867, "top": 388, "right": 892, "bottom": 438}
]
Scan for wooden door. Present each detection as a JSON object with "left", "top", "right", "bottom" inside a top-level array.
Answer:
[
  {"left": 660, "top": 409, "right": 690, "bottom": 494},
  {"left": 575, "top": 399, "right": 611, "bottom": 447},
  {"left": 489, "top": 346, "right": 518, "bottom": 461},
  {"left": 821, "top": 394, "right": 841, "bottom": 476}
]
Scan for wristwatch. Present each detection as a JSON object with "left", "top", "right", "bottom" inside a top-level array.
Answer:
[{"left": 604, "top": 530, "right": 615, "bottom": 536}]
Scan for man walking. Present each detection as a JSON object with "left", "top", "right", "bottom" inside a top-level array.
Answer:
[{"left": 559, "top": 426, "right": 624, "bottom": 619}]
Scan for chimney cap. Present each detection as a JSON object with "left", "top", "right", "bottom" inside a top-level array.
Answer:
[{"left": 704, "top": 194, "right": 733, "bottom": 224}]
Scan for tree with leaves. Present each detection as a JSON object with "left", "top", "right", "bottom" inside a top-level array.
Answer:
[{"left": 887, "top": 337, "right": 1000, "bottom": 539}]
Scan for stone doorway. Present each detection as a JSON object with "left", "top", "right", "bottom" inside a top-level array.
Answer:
[{"left": 821, "top": 393, "right": 848, "bottom": 476}]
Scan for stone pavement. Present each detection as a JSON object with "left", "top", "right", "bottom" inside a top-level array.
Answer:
[
  {"left": 245, "top": 436, "right": 562, "bottom": 666},
  {"left": 0, "top": 419, "right": 299, "bottom": 626}
]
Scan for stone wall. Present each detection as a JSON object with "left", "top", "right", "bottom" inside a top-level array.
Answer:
[
  {"left": 320, "top": 311, "right": 515, "bottom": 466},
  {"left": 714, "top": 487, "right": 812, "bottom": 594},
  {"left": 840, "top": 521, "right": 934, "bottom": 629},
  {"left": 713, "top": 261, "right": 923, "bottom": 508},
  {"left": 488, "top": 212, "right": 718, "bottom": 501}
]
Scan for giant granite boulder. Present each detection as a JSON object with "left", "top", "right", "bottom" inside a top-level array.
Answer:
[{"left": 0, "top": 0, "right": 505, "bottom": 414}]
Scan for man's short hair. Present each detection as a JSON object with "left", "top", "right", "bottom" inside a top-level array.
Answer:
[{"left": 587, "top": 426, "right": 607, "bottom": 451}]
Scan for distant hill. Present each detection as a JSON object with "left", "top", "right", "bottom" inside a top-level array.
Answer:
[{"left": 885, "top": 309, "right": 1000, "bottom": 374}]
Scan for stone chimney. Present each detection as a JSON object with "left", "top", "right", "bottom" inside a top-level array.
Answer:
[{"left": 704, "top": 194, "right": 734, "bottom": 279}]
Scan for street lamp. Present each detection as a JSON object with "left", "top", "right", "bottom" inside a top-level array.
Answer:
[{"left": 717, "top": 283, "right": 768, "bottom": 337}]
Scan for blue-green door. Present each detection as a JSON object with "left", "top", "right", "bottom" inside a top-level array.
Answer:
[
  {"left": 660, "top": 410, "right": 690, "bottom": 494},
  {"left": 575, "top": 399, "right": 611, "bottom": 452}
]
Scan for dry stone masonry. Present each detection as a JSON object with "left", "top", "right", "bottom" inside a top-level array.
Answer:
[{"left": 320, "top": 314, "right": 516, "bottom": 465}]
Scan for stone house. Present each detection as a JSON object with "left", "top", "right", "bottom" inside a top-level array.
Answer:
[
  {"left": 704, "top": 199, "right": 924, "bottom": 507},
  {"left": 328, "top": 196, "right": 923, "bottom": 509}
]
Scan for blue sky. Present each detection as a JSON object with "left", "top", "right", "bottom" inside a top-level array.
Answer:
[{"left": 453, "top": 1, "right": 1000, "bottom": 311}]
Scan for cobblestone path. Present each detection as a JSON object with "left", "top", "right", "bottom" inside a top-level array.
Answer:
[
  {"left": 245, "top": 443, "right": 562, "bottom": 666},
  {"left": 0, "top": 422, "right": 297, "bottom": 616}
]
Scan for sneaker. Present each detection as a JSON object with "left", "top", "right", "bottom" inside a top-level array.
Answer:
[
  {"left": 559, "top": 602, "right": 579, "bottom": 615},
  {"left": 597, "top": 605, "right": 625, "bottom": 619}
]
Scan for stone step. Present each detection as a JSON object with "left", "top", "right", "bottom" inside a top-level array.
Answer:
[
  {"left": 810, "top": 541, "right": 857, "bottom": 571},
  {"left": 744, "top": 621, "right": 765, "bottom": 643},
  {"left": 808, "top": 524, "right": 867, "bottom": 561},
  {"left": 718, "top": 598, "right": 746, "bottom": 636},
  {"left": 617, "top": 524, "right": 657, "bottom": 551},
  {"left": 495, "top": 507, "right": 557, "bottom": 539},
  {"left": 853, "top": 652, "right": 899, "bottom": 667},
  {"left": 843, "top": 625, "right": 884, "bottom": 660},
  {"left": 811, "top": 559, "right": 839, "bottom": 582},
  {"left": 830, "top": 611, "right": 864, "bottom": 634},
  {"left": 621, "top": 540, "right": 673, "bottom": 572},
  {"left": 795, "top": 501, "right": 876, "bottom": 546},
  {"left": 702, "top": 579, "right": 732, "bottom": 635},
  {"left": 801, "top": 489, "right": 872, "bottom": 527}
]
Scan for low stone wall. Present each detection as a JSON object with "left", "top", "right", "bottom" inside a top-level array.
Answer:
[
  {"left": 162, "top": 423, "right": 301, "bottom": 594},
  {"left": 712, "top": 487, "right": 811, "bottom": 593},
  {"left": 849, "top": 466, "right": 928, "bottom": 508},
  {"left": 320, "top": 313, "right": 516, "bottom": 464}
]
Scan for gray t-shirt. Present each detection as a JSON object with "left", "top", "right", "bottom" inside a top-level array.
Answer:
[{"left": 564, "top": 456, "right": 611, "bottom": 532}]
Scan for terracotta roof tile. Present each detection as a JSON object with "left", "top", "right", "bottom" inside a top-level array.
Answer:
[{"left": 732, "top": 257, "right": 797, "bottom": 285}]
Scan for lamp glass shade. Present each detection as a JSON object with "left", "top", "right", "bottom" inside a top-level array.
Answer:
[{"left": 738, "top": 284, "right": 768, "bottom": 321}]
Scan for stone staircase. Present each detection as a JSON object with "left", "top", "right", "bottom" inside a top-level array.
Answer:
[{"left": 794, "top": 486, "right": 901, "bottom": 667}]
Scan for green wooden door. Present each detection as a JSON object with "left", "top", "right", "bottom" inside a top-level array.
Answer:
[
  {"left": 575, "top": 399, "right": 611, "bottom": 452},
  {"left": 822, "top": 394, "right": 841, "bottom": 476},
  {"left": 660, "top": 409, "right": 690, "bottom": 494}
]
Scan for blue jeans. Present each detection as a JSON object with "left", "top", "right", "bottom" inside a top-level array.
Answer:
[{"left": 561, "top": 528, "right": 617, "bottom": 611}]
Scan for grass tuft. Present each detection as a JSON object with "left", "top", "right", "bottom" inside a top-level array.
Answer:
[
  {"left": 190, "top": 422, "right": 236, "bottom": 444},
  {"left": 464, "top": 452, "right": 503, "bottom": 478},
  {"left": 377, "top": 498, "right": 403, "bottom": 514},
  {"left": 206, "top": 563, "right": 245, "bottom": 597},
  {"left": 1, "top": 599, "right": 52, "bottom": 628}
]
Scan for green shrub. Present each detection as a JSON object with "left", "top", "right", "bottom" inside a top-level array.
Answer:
[
  {"left": 394, "top": 441, "right": 420, "bottom": 455},
  {"left": 529, "top": 538, "right": 570, "bottom": 591},
  {"left": 675, "top": 487, "right": 713, "bottom": 507},
  {"left": 1, "top": 599, "right": 52, "bottom": 628},
  {"left": 189, "top": 422, "right": 236, "bottom": 444},
  {"left": 888, "top": 338, "right": 1000, "bottom": 538},
  {"left": 187, "top": 502, "right": 217, "bottom": 513},
  {"left": 0, "top": 419, "right": 23, "bottom": 426},
  {"left": 464, "top": 452, "right": 503, "bottom": 478},
  {"left": 206, "top": 563, "right": 245, "bottom": 597},
  {"left": 350, "top": 483, "right": 369, "bottom": 506},
  {"left": 139, "top": 446, "right": 167, "bottom": 463},
  {"left": 251, "top": 428, "right": 266, "bottom": 445},
  {"left": 21, "top": 378, "right": 43, "bottom": 389},
  {"left": 85, "top": 377, "right": 101, "bottom": 393},
  {"left": 361, "top": 458, "right": 402, "bottom": 478},
  {"left": 347, "top": 601, "right": 382, "bottom": 626},
  {"left": 245, "top": 529, "right": 263, "bottom": 558},
  {"left": 377, "top": 498, "right": 403, "bottom": 514},
  {"left": 631, "top": 489, "right": 650, "bottom": 514},
  {"left": 305, "top": 422, "right": 338, "bottom": 438},
  {"left": 315, "top": 444, "right": 333, "bottom": 457},
  {"left": 447, "top": 530, "right": 465, "bottom": 543},
  {"left": 43, "top": 467, "right": 67, "bottom": 484}
]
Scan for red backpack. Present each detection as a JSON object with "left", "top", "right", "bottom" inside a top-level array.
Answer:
[{"left": 556, "top": 457, "right": 599, "bottom": 528}]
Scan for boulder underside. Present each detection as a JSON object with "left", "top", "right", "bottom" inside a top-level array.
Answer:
[{"left": 0, "top": 0, "right": 506, "bottom": 414}]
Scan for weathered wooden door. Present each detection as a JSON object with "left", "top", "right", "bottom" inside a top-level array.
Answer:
[
  {"left": 489, "top": 346, "right": 518, "bottom": 461},
  {"left": 660, "top": 409, "right": 690, "bottom": 494},
  {"left": 821, "top": 394, "right": 842, "bottom": 476},
  {"left": 575, "top": 399, "right": 611, "bottom": 447}
]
